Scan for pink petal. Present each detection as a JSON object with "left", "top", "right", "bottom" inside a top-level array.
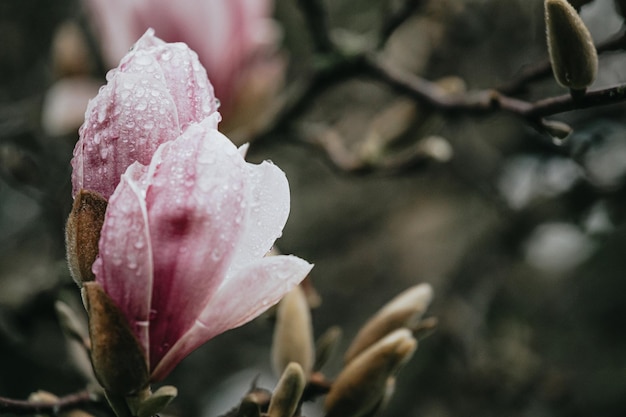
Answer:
[
  {"left": 72, "top": 70, "right": 181, "bottom": 198},
  {"left": 227, "top": 159, "right": 290, "bottom": 269},
  {"left": 71, "top": 29, "right": 218, "bottom": 199},
  {"left": 151, "top": 254, "right": 312, "bottom": 381},
  {"left": 144, "top": 121, "right": 247, "bottom": 370},
  {"left": 121, "top": 30, "right": 219, "bottom": 131},
  {"left": 93, "top": 162, "right": 153, "bottom": 357}
]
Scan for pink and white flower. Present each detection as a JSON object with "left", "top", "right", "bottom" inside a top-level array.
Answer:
[{"left": 73, "top": 31, "right": 312, "bottom": 382}]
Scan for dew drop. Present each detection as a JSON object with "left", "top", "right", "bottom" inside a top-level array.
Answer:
[
  {"left": 135, "top": 100, "right": 148, "bottom": 111},
  {"left": 135, "top": 54, "right": 152, "bottom": 66},
  {"left": 211, "top": 248, "right": 222, "bottom": 261}
]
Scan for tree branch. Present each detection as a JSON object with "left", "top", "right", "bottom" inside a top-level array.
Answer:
[{"left": 0, "top": 390, "right": 97, "bottom": 416}]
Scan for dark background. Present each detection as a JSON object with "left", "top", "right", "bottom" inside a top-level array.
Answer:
[{"left": 2, "top": 1, "right": 626, "bottom": 416}]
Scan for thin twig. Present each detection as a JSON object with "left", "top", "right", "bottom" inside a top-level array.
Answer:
[
  {"left": 0, "top": 390, "right": 97, "bottom": 416},
  {"left": 362, "top": 54, "right": 626, "bottom": 121}
]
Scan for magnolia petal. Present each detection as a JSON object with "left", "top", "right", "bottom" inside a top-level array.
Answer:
[
  {"left": 71, "top": 29, "right": 219, "bottom": 199},
  {"left": 72, "top": 70, "right": 181, "bottom": 199},
  {"left": 144, "top": 122, "right": 247, "bottom": 369},
  {"left": 123, "top": 30, "right": 219, "bottom": 131},
  {"left": 151, "top": 255, "right": 312, "bottom": 381},
  {"left": 227, "top": 159, "right": 290, "bottom": 270},
  {"left": 93, "top": 162, "right": 153, "bottom": 357}
]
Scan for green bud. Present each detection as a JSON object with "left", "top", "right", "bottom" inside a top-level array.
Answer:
[
  {"left": 344, "top": 284, "right": 432, "bottom": 364},
  {"left": 314, "top": 326, "right": 342, "bottom": 372},
  {"left": 541, "top": 119, "right": 573, "bottom": 140},
  {"left": 545, "top": 0, "right": 598, "bottom": 90},
  {"left": 136, "top": 386, "right": 177, "bottom": 417},
  {"left": 267, "top": 363, "right": 306, "bottom": 417},
  {"left": 55, "top": 300, "right": 89, "bottom": 347},
  {"left": 271, "top": 286, "right": 314, "bottom": 378},
  {"left": 325, "top": 329, "right": 417, "bottom": 417}
]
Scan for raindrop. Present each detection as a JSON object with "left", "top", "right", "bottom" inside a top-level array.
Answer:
[
  {"left": 134, "top": 54, "right": 152, "bottom": 66},
  {"left": 211, "top": 248, "right": 222, "bottom": 261},
  {"left": 135, "top": 100, "right": 148, "bottom": 111}
]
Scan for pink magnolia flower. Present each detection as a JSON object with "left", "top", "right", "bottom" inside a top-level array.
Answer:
[
  {"left": 91, "top": 106, "right": 312, "bottom": 383},
  {"left": 72, "top": 29, "right": 219, "bottom": 199},
  {"left": 73, "top": 30, "right": 312, "bottom": 383},
  {"left": 85, "top": 0, "right": 283, "bottom": 136}
]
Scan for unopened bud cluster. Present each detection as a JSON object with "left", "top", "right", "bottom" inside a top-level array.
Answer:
[{"left": 269, "top": 283, "right": 435, "bottom": 417}]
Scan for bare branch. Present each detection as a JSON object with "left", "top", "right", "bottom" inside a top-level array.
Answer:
[{"left": 0, "top": 390, "right": 97, "bottom": 416}]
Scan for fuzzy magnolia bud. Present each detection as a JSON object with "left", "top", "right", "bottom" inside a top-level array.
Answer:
[
  {"left": 314, "top": 326, "right": 343, "bottom": 372},
  {"left": 132, "top": 385, "right": 178, "bottom": 417},
  {"left": 545, "top": 0, "right": 598, "bottom": 90},
  {"left": 66, "top": 190, "right": 107, "bottom": 286},
  {"left": 82, "top": 282, "right": 149, "bottom": 396},
  {"left": 55, "top": 300, "right": 90, "bottom": 351},
  {"left": 541, "top": 119, "right": 573, "bottom": 139},
  {"left": 267, "top": 362, "right": 306, "bottom": 417},
  {"left": 271, "top": 286, "right": 315, "bottom": 378},
  {"left": 325, "top": 329, "right": 417, "bottom": 417},
  {"left": 345, "top": 283, "right": 432, "bottom": 363}
]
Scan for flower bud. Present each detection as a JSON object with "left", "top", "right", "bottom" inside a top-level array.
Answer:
[
  {"left": 345, "top": 283, "right": 432, "bottom": 363},
  {"left": 55, "top": 300, "right": 89, "bottom": 347},
  {"left": 314, "top": 326, "right": 342, "bottom": 372},
  {"left": 545, "top": 0, "right": 598, "bottom": 90},
  {"left": 325, "top": 329, "right": 417, "bottom": 417},
  {"left": 82, "top": 282, "right": 149, "bottom": 396},
  {"left": 267, "top": 362, "right": 306, "bottom": 417},
  {"left": 238, "top": 388, "right": 272, "bottom": 417},
  {"left": 271, "top": 286, "right": 315, "bottom": 378},
  {"left": 134, "top": 385, "right": 178, "bottom": 417},
  {"left": 541, "top": 119, "right": 573, "bottom": 140},
  {"left": 66, "top": 190, "right": 107, "bottom": 286}
]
